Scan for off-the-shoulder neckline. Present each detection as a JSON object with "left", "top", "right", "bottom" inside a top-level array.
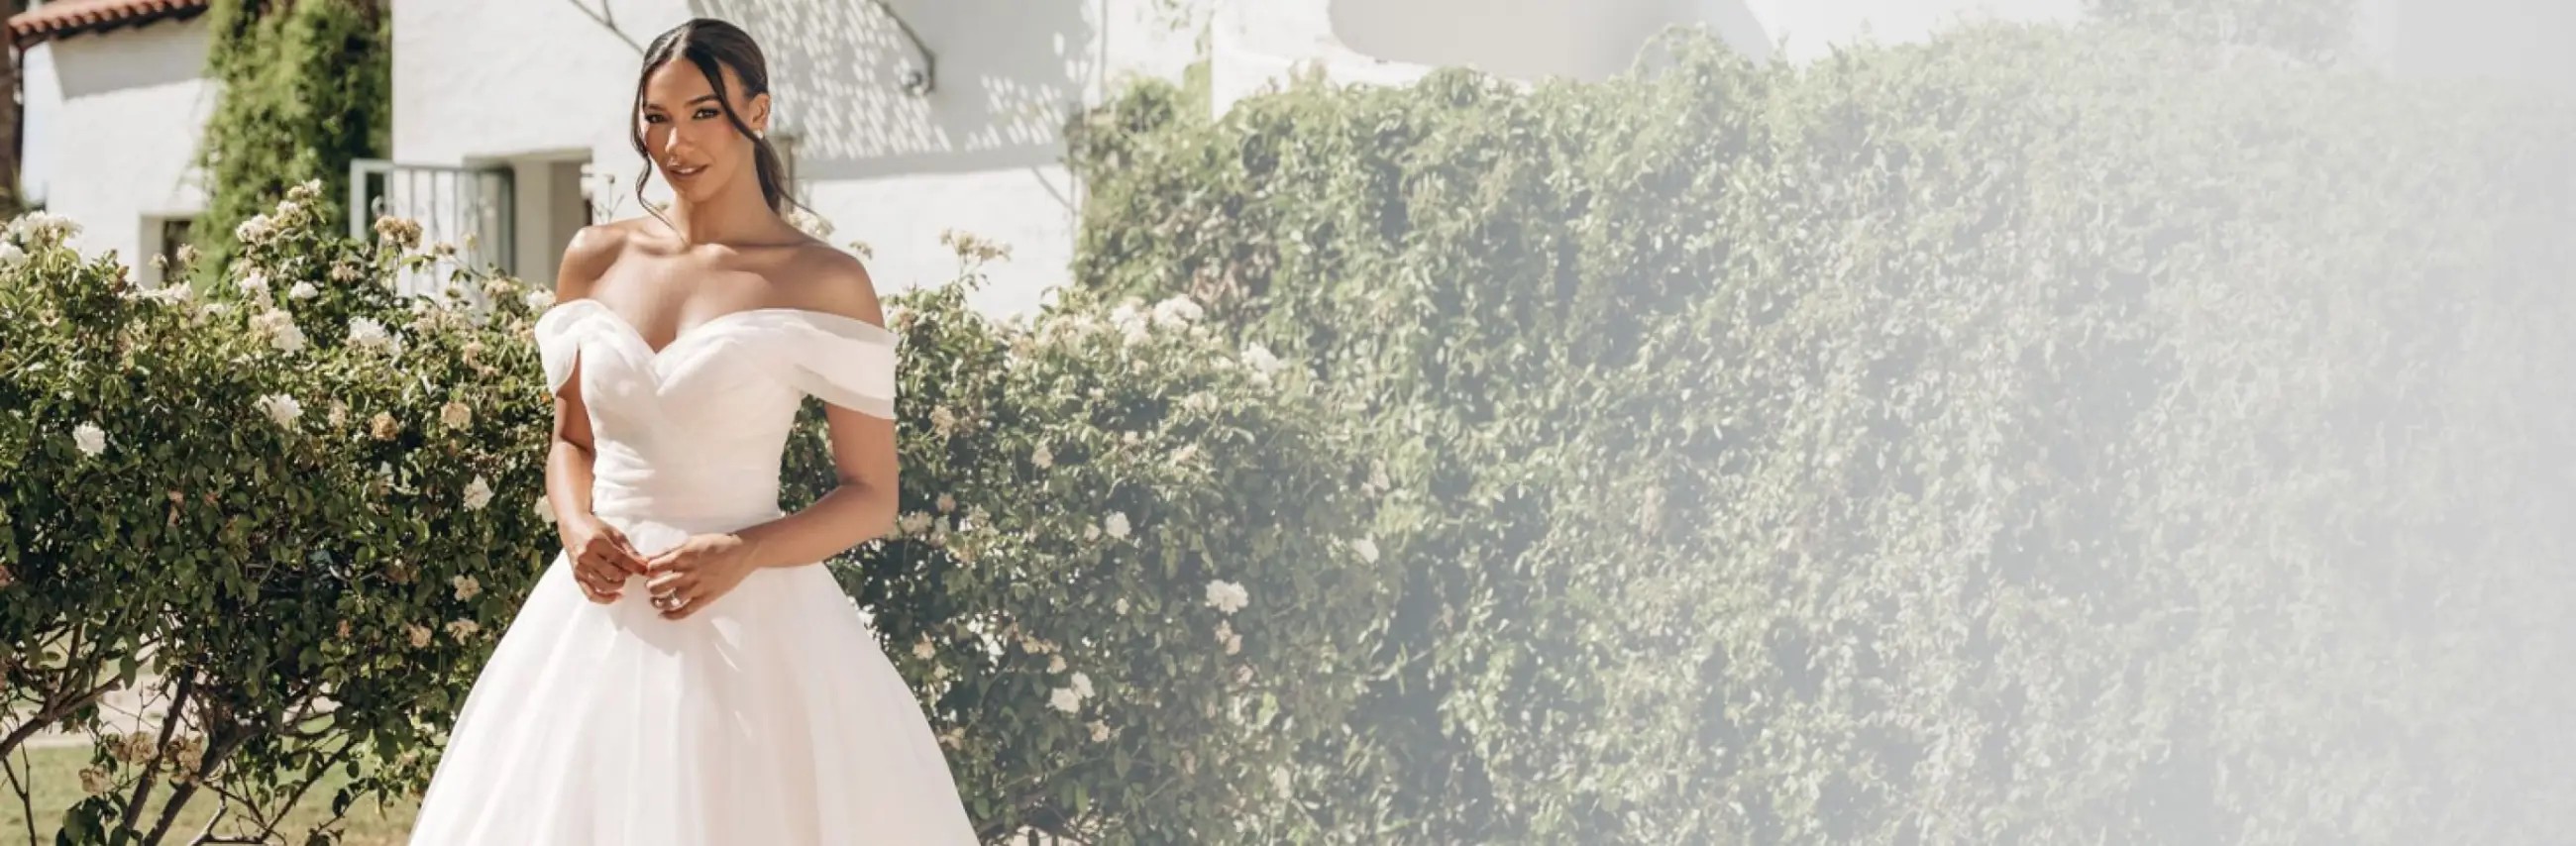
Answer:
[{"left": 538, "top": 297, "right": 896, "bottom": 358}]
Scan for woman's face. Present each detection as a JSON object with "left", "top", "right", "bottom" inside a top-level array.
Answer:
[{"left": 637, "top": 59, "right": 769, "bottom": 206}]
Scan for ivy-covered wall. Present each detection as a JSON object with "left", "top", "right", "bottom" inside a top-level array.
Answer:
[
  {"left": 190, "top": 0, "right": 391, "bottom": 276},
  {"left": 1074, "top": 23, "right": 2576, "bottom": 844}
]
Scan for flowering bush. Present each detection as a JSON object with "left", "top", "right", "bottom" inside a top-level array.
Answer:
[
  {"left": 2, "top": 184, "right": 557, "bottom": 843},
  {"left": 2, "top": 189, "right": 1383, "bottom": 843},
  {"left": 781, "top": 250, "right": 1390, "bottom": 843},
  {"left": 1074, "top": 23, "right": 2576, "bottom": 846}
]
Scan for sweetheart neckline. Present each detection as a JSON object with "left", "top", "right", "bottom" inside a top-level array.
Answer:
[{"left": 538, "top": 297, "right": 896, "bottom": 360}]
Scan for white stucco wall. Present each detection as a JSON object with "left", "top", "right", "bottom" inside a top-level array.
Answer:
[
  {"left": 18, "top": 18, "right": 219, "bottom": 286},
  {"left": 394, "top": 0, "right": 1200, "bottom": 317}
]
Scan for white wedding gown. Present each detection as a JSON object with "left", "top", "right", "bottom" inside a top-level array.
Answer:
[{"left": 407, "top": 298, "right": 980, "bottom": 844}]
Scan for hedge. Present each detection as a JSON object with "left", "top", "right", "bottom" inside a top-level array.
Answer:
[
  {"left": 1072, "top": 23, "right": 2576, "bottom": 845},
  {"left": 1, "top": 196, "right": 1387, "bottom": 844}
]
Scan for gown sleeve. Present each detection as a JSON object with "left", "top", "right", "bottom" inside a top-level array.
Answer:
[
  {"left": 532, "top": 299, "right": 596, "bottom": 396},
  {"left": 774, "top": 313, "right": 900, "bottom": 419}
]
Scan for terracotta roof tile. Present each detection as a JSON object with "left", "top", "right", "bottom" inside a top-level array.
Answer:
[{"left": 9, "top": 0, "right": 212, "bottom": 47}]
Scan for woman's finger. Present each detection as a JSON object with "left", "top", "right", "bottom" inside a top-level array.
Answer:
[{"left": 659, "top": 584, "right": 708, "bottom": 620}]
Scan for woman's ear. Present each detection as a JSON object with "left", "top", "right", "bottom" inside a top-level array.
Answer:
[{"left": 748, "top": 92, "right": 772, "bottom": 136}]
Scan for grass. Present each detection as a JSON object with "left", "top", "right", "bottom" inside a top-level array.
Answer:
[{"left": 0, "top": 744, "right": 418, "bottom": 845}]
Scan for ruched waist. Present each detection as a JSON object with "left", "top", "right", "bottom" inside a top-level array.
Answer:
[{"left": 589, "top": 479, "right": 784, "bottom": 536}]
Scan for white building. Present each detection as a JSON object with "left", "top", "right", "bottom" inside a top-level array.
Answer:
[
  {"left": 16, "top": 0, "right": 2570, "bottom": 311},
  {"left": 13, "top": 0, "right": 216, "bottom": 287}
]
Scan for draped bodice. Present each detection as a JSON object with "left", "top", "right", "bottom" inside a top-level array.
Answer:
[{"left": 532, "top": 298, "right": 897, "bottom": 532}]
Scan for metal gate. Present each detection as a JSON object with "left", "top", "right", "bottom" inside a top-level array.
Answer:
[{"left": 347, "top": 159, "right": 514, "bottom": 300}]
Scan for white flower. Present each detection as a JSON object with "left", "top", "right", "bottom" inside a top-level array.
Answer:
[
  {"left": 452, "top": 575, "right": 482, "bottom": 601},
  {"left": 1089, "top": 720, "right": 1112, "bottom": 742},
  {"left": 1047, "top": 654, "right": 1066, "bottom": 674},
  {"left": 936, "top": 493, "right": 956, "bottom": 513},
  {"left": 142, "top": 281, "right": 194, "bottom": 304},
  {"left": 533, "top": 494, "right": 556, "bottom": 524},
  {"left": 1070, "top": 671, "right": 1093, "bottom": 698},
  {"left": 439, "top": 400, "right": 473, "bottom": 431},
  {"left": 445, "top": 619, "right": 481, "bottom": 641},
  {"left": 251, "top": 308, "right": 305, "bottom": 354},
  {"left": 1031, "top": 442, "right": 1053, "bottom": 470},
  {"left": 7, "top": 211, "right": 81, "bottom": 245},
  {"left": 347, "top": 317, "right": 392, "bottom": 351},
  {"left": 235, "top": 214, "right": 274, "bottom": 245},
  {"left": 374, "top": 215, "right": 424, "bottom": 249},
  {"left": 1181, "top": 392, "right": 1216, "bottom": 415},
  {"left": 1084, "top": 524, "right": 1100, "bottom": 541},
  {"left": 462, "top": 476, "right": 493, "bottom": 510},
  {"left": 1114, "top": 597, "right": 1128, "bottom": 615},
  {"left": 1103, "top": 512, "right": 1130, "bottom": 540},
  {"left": 0, "top": 241, "right": 25, "bottom": 267},
  {"left": 1271, "top": 766, "right": 1292, "bottom": 795},
  {"left": 913, "top": 637, "right": 936, "bottom": 660},
  {"left": 1205, "top": 580, "right": 1249, "bottom": 615},
  {"left": 929, "top": 406, "right": 957, "bottom": 437},
  {"left": 1234, "top": 665, "right": 1254, "bottom": 686},
  {"left": 1049, "top": 687, "right": 1083, "bottom": 713},
  {"left": 1242, "top": 343, "right": 1281, "bottom": 374},
  {"left": 525, "top": 288, "right": 556, "bottom": 311},
  {"left": 898, "top": 511, "right": 932, "bottom": 537},
  {"left": 256, "top": 393, "right": 303, "bottom": 429},
  {"left": 287, "top": 280, "right": 318, "bottom": 300},
  {"left": 405, "top": 623, "right": 433, "bottom": 648},
  {"left": 1217, "top": 620, "right": 1240, "bottom": 655},
  {"left": 72, "top": 422, "right": 106, "bottom": 457},
  {"left": 327, "top": 401, "right": 348, "bottom": 428},
  {"left": 1351, "top": 537, "right": 1380, "bottom": 564},
  {"left": 237, "top": 270, "right": 270, "bottom": 301},
  {"left": 78, "top": 767, "right": 108, "bottom": 795},
  {"left": 786, "top": 208, "right": 836, "bottom": 239},
  {"left": 1150, "top": 295, "right": 1204, "bottom": 328}
]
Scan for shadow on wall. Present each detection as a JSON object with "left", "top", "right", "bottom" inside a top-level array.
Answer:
[
  {"left": 689, "top": 0, "right": 1095, "bottom": 181},
  {"left": 54, "top": 19, "right": 214, "bottom": 98}
]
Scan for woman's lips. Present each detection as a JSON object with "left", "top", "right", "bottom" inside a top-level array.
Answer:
[{"left": 666, "top": 162, "right": 707, "bottom": 180}]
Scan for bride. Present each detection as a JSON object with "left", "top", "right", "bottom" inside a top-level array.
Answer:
[{"left": 406, "top": 18, "right": 981, "bottom": 844}]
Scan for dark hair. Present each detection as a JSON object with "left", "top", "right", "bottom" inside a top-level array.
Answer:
[{"left": 632, "top": 19, "right": 798, "bottom": 219}]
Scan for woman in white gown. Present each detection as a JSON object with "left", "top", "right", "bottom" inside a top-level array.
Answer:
[{"left": 406, "top": 19, "right": 981, "bottom": 845}]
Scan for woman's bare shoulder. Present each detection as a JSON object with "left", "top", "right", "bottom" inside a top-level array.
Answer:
[
  {"left": 556, "top": 218, "right": 671, "bottom": 298},
  {"left": 780, "top": 238, "right": 884, "bottom": 328}
]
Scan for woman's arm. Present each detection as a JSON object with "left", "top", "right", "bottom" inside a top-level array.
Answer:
[
  {"left": 724, "top": 249, "right": 900, "bottom": 570},
  {"left": 547, "top": 225, "right": 652, "bottom": 599}
]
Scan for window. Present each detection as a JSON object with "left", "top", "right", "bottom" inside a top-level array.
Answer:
[{"left": 154, "top": 217, "right": 195, "bottom": 286}]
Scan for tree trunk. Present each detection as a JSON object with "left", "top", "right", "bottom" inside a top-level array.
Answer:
[
  {"left": 3, "top": 22, "right": 24, "bottom": 217},
  {"left": 3, "top": 1, "right": 32, "bottom": 217}
]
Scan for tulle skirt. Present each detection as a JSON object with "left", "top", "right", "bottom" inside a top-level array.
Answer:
[{"left": 406, "top": 514, "right": 979, "bottom": 845}]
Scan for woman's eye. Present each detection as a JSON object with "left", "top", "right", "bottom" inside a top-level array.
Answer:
[
  {"left": 643, "top": 114, "right": 665, "bottom": 124},
  {"left": 694, "top": 108, "right": 721, "bottom": 120}
]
